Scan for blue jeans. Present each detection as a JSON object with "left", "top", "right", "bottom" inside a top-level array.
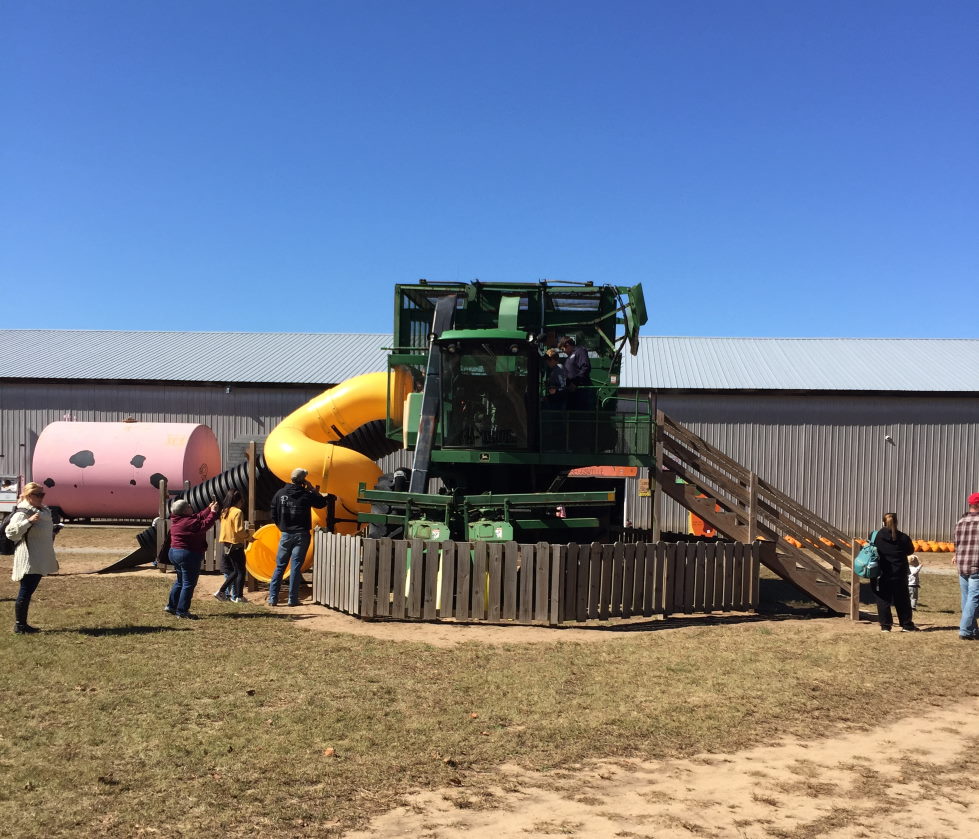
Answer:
[
  {"left": 267, "top": 531, "right": 310, "bottom": 605},
  {"left": 959, "top": 573, "right": 979, "bottom": 639},
  {"left": 15, "top": 574, "right": 42, "bottom": 626},
  {"left": 218, "top": 544, "right": 246, "bottom": 599},
  {"left": 167, "top": 548, "right": 203, "bottom": 615}
]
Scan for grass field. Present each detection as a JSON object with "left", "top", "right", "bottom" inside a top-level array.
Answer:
[{"left": 0, "top": 556, "right": 975, "bottom": 838}]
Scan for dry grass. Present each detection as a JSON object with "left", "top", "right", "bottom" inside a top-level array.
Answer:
[{"left": 0, "top": 553, "right": 975, "bottom": 838}]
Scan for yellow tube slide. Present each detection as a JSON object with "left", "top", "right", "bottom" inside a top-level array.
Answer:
[{"left": 246, "top": 369, "right": 413, "bottom": 582}]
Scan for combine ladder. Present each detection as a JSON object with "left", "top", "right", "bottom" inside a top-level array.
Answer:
[{"left": 653, "top": 411, "right": 854, "bottom": 614}]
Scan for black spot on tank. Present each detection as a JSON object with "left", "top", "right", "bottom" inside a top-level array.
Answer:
[
  {"left": 69, "top": 450, "right": 96, "bottom": 468},
  {"left": 43, "top": 478, "right": 56, "bottom": 488},
  {"left": 149, "top": 473, "right": 167, "bottom": 489},
  {"left": 130, "top": 455, "right": 146, "bottom": 468},
  {"left": 129, "top": 480, "right": 137, "bottom": 486}
]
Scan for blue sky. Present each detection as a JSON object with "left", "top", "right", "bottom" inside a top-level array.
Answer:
[{"left": 2, "top": 1, "right": 977, "bottom": 338}]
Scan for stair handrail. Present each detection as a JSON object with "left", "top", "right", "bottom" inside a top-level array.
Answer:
[
  {"left": 657, "top": 412, "right": 856, "bottom": 584},
  {"left": 754, "top": 474, "right": 854, "bottom": 549}
]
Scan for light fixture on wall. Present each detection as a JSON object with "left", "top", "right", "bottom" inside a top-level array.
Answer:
[{"left": 224, "top": 386, "right": 232, "bottom": 395}]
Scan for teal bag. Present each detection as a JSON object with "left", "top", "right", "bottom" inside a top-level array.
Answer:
[{"left": 854, "top": 529, "right": 880, "bottom": 579}]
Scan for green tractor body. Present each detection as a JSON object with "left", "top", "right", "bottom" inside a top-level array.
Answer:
[{"left": 358, "top": 280, "right": 653, "bottom": 542}]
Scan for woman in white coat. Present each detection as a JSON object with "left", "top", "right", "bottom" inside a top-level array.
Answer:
[{"left": 5, "top": 482, "right": 59, "bottom": 634}]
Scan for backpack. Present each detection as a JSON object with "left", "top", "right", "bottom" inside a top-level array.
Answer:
[
  {"left": 0, "top": 510, "right": 22, "bottom": 556},
  {"left": 853, "top": 530, "right": 881, "bottom": 579}
]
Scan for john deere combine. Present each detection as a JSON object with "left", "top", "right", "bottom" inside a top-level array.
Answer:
[{"left": 358, "top": 280, "right": 653, "bottom": 543}]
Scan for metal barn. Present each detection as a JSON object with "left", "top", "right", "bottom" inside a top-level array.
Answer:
[{"left": 2, "top": 330, "right": 977, "bottom": 539}]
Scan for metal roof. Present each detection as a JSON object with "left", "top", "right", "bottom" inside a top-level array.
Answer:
[
  {"left": 621, "top": 336, "right": 979, "bottom": 392},
  {"left": 2, "top": 330, "right": 977, "bottom": 392},
  {"left": 2, "top": 330, "right": 392, "bottom": 385}
]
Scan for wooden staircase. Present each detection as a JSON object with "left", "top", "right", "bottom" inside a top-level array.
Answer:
[{"left": 653, "top": 411, "right": 854, "bottom": 614}]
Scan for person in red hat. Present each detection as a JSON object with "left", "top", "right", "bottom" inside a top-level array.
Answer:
[{"left": 953, "top": 492, "right": 979, "bottom": 640}]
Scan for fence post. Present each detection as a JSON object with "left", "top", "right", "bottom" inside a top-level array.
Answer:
[
  {"left": 549, "top": 544, "right": 563, "bottom": 625},
  {"left": 747, "top": 472, "right": 758, "bottom": 542},
  {"left": 206, "top": 521, "right": 219, "bottom": 573},
  {"left": 849, "top": 540, "right": 860, "bottom": 621},
  {"left": 653, "top": 409, "right": 664, "bottom": 541},
  {"left": 156, "top": 477, "right": 168, "bottom": 573},
  {"left": 244, "top": 441, "right": 260, "bottom": 594}
]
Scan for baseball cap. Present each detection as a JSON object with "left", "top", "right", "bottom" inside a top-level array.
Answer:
[
  {"left": 969, "top": 492, "right": 979, "bottom": 506},
  {"left": 291, "top": 468, "right": 309, "bottom": 481}
]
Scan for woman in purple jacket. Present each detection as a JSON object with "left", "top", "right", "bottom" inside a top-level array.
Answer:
[{"left": 164, "top": 498, "right": 220, "bottom": 620}]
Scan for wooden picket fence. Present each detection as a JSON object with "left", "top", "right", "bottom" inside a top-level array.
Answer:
[{"left": 312, "top": 532, "right": 766, "bottom": 626}]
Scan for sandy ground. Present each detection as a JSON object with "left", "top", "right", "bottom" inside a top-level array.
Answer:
[
  {"left": 343, "top": 698, "right": 979, "bottom": 839},
  {"left": 49, "top": 527, "right": 962, "bottom": 647},
  {"left": 44, "top": 529, "right": 979, "bottom": 837}
]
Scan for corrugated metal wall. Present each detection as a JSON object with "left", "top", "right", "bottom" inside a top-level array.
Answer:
[
  {"left": 0, "top": 381, "right": 326, "bottom": 480},
  {"left": 3, "top": 382, "right": 976, "bottom": 539},
  {"left": 624, "top": 393, "right": 979, "bottom": 540},
  {"left": 0, "top": 380, "right": 422, "bottom": 501}
]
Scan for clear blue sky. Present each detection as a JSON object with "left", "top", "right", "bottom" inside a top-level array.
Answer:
[{"left": 2, "top": 1, "right": 976, "bottom": 338}]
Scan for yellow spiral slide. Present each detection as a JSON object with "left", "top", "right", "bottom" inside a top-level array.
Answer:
[{"left": 245, "top": 369, "right": 413, "bottom": 582}]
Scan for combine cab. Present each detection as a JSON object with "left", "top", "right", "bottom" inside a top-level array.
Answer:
[{"left": 358, "top": 280, "right": 653, "bottom": 543}]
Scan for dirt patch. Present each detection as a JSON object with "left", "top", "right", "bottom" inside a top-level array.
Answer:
[
  {"left": 343, "top": 698, "right": 979, "bottom": 838},
  {"left": 56, "top": 524, "right": 147, "bottom": 551}
]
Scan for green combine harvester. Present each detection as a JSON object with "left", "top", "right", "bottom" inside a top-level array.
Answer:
[{"left": 358, "top": 280, "right": 653, "bottom": 543}]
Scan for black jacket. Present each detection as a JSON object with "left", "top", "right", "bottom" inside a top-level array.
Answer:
[
  {"left": 270, "top": 483, "right": 329, "bottom": 534},
  {"left": 872, "top": 528, "right": 914, "bottom": 580}
]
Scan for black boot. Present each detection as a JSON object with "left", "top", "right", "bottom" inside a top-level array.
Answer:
[{"left": 13, "top": 601, "right": 37, "bottom": 634}]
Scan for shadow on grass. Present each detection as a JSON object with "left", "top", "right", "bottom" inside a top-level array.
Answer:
[
  {"left": 212, "top": 611, "right": 292, "bottom": 621},
  {"left": 44, "top": 612, "right": 289, "bottom": 636},
  {"left": 344, "top": 578, "right": 847, "bottom": 635},
  {"left": 73, "top": 625, "right": 190, "bottom": 636},
  {"left": 559, "top": 613, "right": 820, "bottom": 634}
]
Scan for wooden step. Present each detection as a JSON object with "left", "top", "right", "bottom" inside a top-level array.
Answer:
[
  {"left": 764, "top": 550, "right": 849, "bottom": 614},
  {"left": 657, "top": 478, "right": 751, "bottom": 542},
  {"left": 655, "top": 410, "right": 853, "bottom": 614}
]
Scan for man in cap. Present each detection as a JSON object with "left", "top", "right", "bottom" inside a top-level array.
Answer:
[
  {"left": 557, "top": 336, "right": 592, "bottom": 409},
  {"left": 953, "top": 491, "right": 979, "bottom": 640},
  {"left": 267, "top": 467, "right": 331, "bottom": 606}
]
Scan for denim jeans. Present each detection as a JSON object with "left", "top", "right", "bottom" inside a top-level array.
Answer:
[
  {"left": 218, "top": 544, "right": 246, "bottom": 599},
  {"left": 15, "top": 573, "right": 42, "bottom": 626},
  {"left": 267, "top": 531, "right": 310, "bottom": 605},
  {"left": 167, "top": 548, "right": 204, "bottom": 615},
  {"left": 959, "top": 573, "right": 979, "bottom": 639}
]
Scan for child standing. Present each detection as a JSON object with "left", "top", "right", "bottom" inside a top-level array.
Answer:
[
  {"left": 214, "top": 489, "right": 250, "bottom": 603},
  {"left": 907, "top": 554, "right": 922, "bottom": 610}
]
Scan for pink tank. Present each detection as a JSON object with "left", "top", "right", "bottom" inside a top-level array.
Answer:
[{"left": 32, "top": 421, "right": 221, "bottom": 518}]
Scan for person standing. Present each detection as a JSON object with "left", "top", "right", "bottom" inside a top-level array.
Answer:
[
  {"left": 543, "top": 348, "right": 567, "bottom": 408},
  {"left": 952, "top": 492, "right": 979, "bottom": 641},
  {"left": 871, "top": 512, "right": 918, "bottom": 632},
  {"left": 557, "top": 336, "right": 592, "bottom": 410},
  {"left": 267, "top": 468, "right": 329, "bottom": 607},
  {"left": 165, "top": 498, "right": 220, "bottom": 620},
  {"left": 5, "top": 482, "right": 59, "bottom": 634},
  {"left": 214, "top": 489, "right": 250, "bottom": 603}
]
